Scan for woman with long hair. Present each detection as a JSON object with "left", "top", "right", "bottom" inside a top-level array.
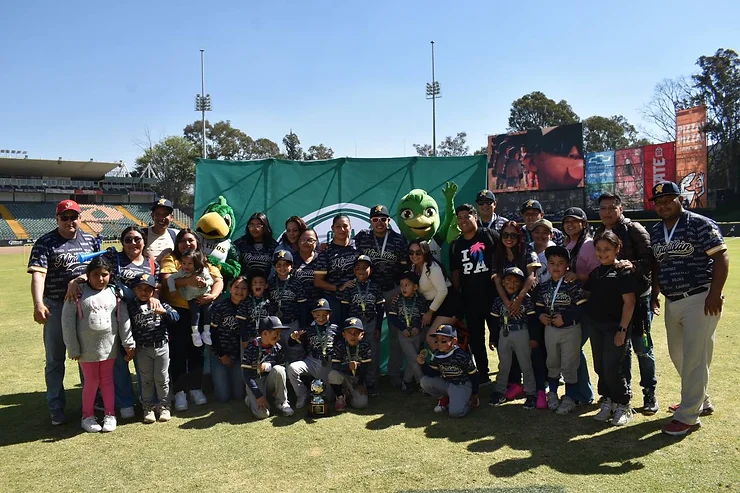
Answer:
[
  {"left": 492, "top": 220, "right": 539, "bottom": 309},
  {"left": 234, "top": 212, "right": 278, "bottom": 276},
  {"left": 277, "top": 216, "right": 308, "bottom": 258}
]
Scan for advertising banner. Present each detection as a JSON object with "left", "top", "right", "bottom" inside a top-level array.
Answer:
[
  {"left": 487, "top": 123, "right": 584, "bottom": 193},
  {"left": 614, "top": 148, "right": 644, "bottom": 210},
  {"left": 585, "top": 151, "right": 615, "bottom": 209},
  {"left": 675, "top": 106, "right": 708, "bottom": 209},
  {"left": 643, "top": 143, "right": 676, "bottom": 210}
]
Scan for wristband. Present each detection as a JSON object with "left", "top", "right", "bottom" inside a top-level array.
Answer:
[{"left": 618, "top": 326, "right": 628, "bottom": 333}]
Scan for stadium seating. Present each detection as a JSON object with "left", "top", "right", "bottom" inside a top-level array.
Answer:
[
  {"left": 0, "top": 219, "right": 16, "bottom": 240},
  {"left": 4, "top": 203, "right": 57, "bottom": 238},
  {"left": 124, "top": 204, "right": 153, "bottom": 225}
]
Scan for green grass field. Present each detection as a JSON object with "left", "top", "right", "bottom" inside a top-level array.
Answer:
[{"left": 1, "top": 245, "right": 738, "bottom": 492}]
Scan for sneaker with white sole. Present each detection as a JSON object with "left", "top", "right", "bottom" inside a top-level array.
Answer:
[
  {"left": 556, "top": 396, "right": 576, "bottom": 415},
  {"left": 612, "top": 404, "right": 633, "bottom": 426},
  {"left": 189, "top": 389, "right": 207, "bottom": 405},
  {"left": 191, "top": 331, "right": 203, "bottom": 347},
  {"left": 434, "top": 396, "right": 450, "bottom": 413},
  {"left": 174, "top": 391, "right": 188, "bottom": 412},
  {"left": 120, "top": 406, "right": 135, "bottom": 419},
  {"left": 335, "top": 396, "right": 347, "bottom": 412},
  {"left": 158, "top": 407, "right": 171, "bottom": 422},
  {"left": 546, "top": 391, "right": 560, "bottom": 411},
  {"left": 143, "top": 408, "right": 156, "bottom": 424},
  {"left": 279, "top": 402, "right": 295, "bottom": 416},
  {"left": 81, "top": 416, "right": 102, "bottom": 433},
  {"left": 593, "top": 398, "right": 615, "bottom": 422},
  {"left": 101, "top": 414, "right": 117, "bottom": 432},
  {"left": 201, "top": 329, "right": 213, "bottom": 346}
]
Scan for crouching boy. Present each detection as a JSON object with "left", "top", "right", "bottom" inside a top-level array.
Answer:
[{"left": 328, "top": 317, "right": 372, "bottom": 411}]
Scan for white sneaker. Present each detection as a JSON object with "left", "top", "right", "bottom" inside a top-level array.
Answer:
[
  {"left": 101, "top": 414, "right": 117, "bottom": 432},
  {"left": 279, "top": 402, "right": 295, "bottom": 416},
  {"left": 546, "top": 391, "right": 560, "bottom": 411},
  {"left": 120, "top": 406, "right": 135, "bottom": 419},
  {"left": 158, "top": 408, "right": 171, "bottom": 422},
  {"left": 174, "top": 391, "right": 188, "bottom": 411},
  {"left": 81, "top": 416, "right": 102, "bottom": 433},
  {"left": 191, "top": 332, "right": 203, "bottom": 347},
  {"left": 556, "top": 396, "right": 576, "bottom": 415},
  {"left": 143, "top": 408, "right": 156, "bottom": 424},
  {"left": 201, "top": 329, "right": 212, "bottom": 346},
  {"left": 593, "top": 398, "right": 615, "bottom": 422},
  {"left": 612, "top": 404, "right": 633, "bottom": 426},
  {"left": 189, "top": 389, "right": 207, "bottom": 405}
]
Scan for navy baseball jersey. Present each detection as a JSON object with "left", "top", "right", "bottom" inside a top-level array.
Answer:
[
  {"left": 210, "top": 299, "right": 242, "bottom": 359},
  {"left": 268, "top": 275, "right": 307, "bottom": 324},
  {"left": 234, "top": 237, "right": 277, "bottom": 275},
  {"left": 315, "top": 242, "right": 357, "bottom": 293},
  {"left": 298, "top": 322, "right": 339, "bottom": 361},
  {"left": 535, "top": 277, "right": 587, "bottom": 326},
  {"left": 353, "top": 229, "right": 409, "bottom": 291},
  {"left": 294, "top": 255, "right": 320, "bottom": 306},
  {"left": 650, "top": 211, "right": 726, "bottom": 296},
  {"left": 428, "top": 346, "right": 478, "bottom": 385},
  {"left": 388, "top": 293, "right": 429, "bottom": 330},
  {"left": 127, "top": 299, "right": 179, "bottom": 346},
  {"left": 332, "top": 339, "right": 372, "bottom": 371},
  {"left": 236, "top": 295, "right": 277, "bottom": 341},
  {"left": 113, "top": 251, "right": 159, "bottom": 289},
  {"left": 478, "top": 214, "right": 508, "bottom": 231},
  {"left": 27, "top": 229, "right": 98, "bottom": 302},
  {"left": 241, "top": 338, "right": 285, "bottom": 371},
  {"left": 339, "top": 279, "right": 384, "bottom": 324},
  {"left": 491, "top": 294, "right": 536, "bottom": 330}
]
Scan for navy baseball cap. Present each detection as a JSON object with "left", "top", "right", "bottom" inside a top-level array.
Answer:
[
  {"left": 343, "top": 317, "right": 365, "bottom": 332},
  {"left": 400, "top": 270, "right": 420, "bottom": 284},
  {"left": 476, "top": 190, "right": 496, "bottom": 203},
  {"left": 562, "top": 207, "right": 588, "bottom": 222},
  {"left": 312, "top": 298, "right": 332, "bottom": 312},
  {"left": 502, "top": 266, "right": 525, "bottom": 281},
  {"left": 545, "top": 245, "right": 570, "bottom": 261},
  {"left": 260, "top": 316, "right": 288, "bottom": 332},
  {"left": 132, "top": 272, "right": 156, "bottom": 288},
  {"left": 151, "top": 197, "right": 174, "bottom": 212},
  {"left": 433, "top": 324, "right": 458, "bottom": 339},
  {"left": 650, "top": 181, "right": 681, "bottom": 201},
  {"left": 273, "top": 249, "right": 294, "bottom": 264},
  {"left": 370, "top": 204, "right": 390, "bottom": 218},
  {"left": 521, "top": 199, "right": 543, "bottom": 213},
  {"left": 354, "top": 254, "right": 373, "bottom": 266}
]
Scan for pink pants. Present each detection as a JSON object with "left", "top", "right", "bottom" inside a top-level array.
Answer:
[{"left": 79, "top": 358, "right": 116, "bottom": 418}]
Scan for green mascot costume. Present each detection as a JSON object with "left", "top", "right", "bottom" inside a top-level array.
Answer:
[{"left": 195, "top": 195, "right": 241, "bottom": 283}]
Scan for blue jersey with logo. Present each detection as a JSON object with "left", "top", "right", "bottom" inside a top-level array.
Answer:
[
  {"left": 210, "top": 299, "right": 242, "bottom": 359},
  {"left": 268, "top": 275, "right": 306, "bottom": 324},
  {"left": 315, "top": 242, "right": 357, "bottom": 293},
  {"left": 236, "top": 295, "right": 277, "bottom": 342},
  {"left": 234, "top": 236, "right": 277, "bottom": 276},
  {"left": 113, "top": 252, "right": 159, "bottom": 289},
  {"left": 387, "top": 292, "right": 429, "bottom": 331},
  {"left": 428, "top": 346, "right": 478, "bottom": 385},
  {"left": 294, "top": 255, "right": 320, "bottom": 306},
  {"left": 535, "top": 278, "right": 587, "bottom": 326},
  {"left": 28, "top": 230, "right": 98, "bottom": 302},
  {"left": 353, "top": 229, "right": 409, "bottom": 292},
  {"left": 338, "top": 279, "right": 384, "bottom": 325},
  {"left": 650, "top": 211, "right": 726, "bottom": 296}
]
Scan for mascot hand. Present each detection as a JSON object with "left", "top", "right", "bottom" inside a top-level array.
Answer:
[
  {"left": 208, "top": 255, "right": 223, "bottom": 268},
  {"left": 442, "top": 181, "right": 458, "bottom": 202},
  {"left": 446, "top": 223, "right": 462, "bottom": 244}
]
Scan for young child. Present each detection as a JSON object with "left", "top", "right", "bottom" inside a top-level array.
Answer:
[
  {"left": 166, "top": 249, "right": 213, "bottom": 347},
  {"left": 241, "top": 316, "right": 294, "bottom": 418},
  {"left": 210, "top": 276, "right": 249, "bottom": 402},
  {"left": 530, "top": 219, "right": 556, "bottom": 284},
  {"left": 288, "top": 298, "right": 339, "bottom": 408},
  {"left": 417, "top": 325, "right": 479, "bottom": 418},
  {"left": 584, "top": 231, "right": 636, "bottom": 426},
  {"left": 329, "top": 317, "right": 372, "bottom": 411},
  {"left": 268, "top": 249, "right": 308, "bottom": 364},
  {"left": 387, "top": 271, "right": 429, "bottom": 394},
  {"left": 535, "top": 246, "right": 587, "bottom": 415},
  {"left": 339, "top": 254, "right": 384, "bottom": 395},
  {"left": 61, "top": 256, "right": 134, "bottom": 433},
  {"left": 127, "top": 272, "right": 180, "bottom": 424},
  {"left": 488, "top": 267, "right": 539, "bottom": 410},
  {"left": 236, "top": 270, "right": 276, "bottom": 346}
]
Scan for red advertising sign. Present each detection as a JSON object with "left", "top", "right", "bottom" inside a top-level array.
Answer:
[
  {"left": 614, "top": 148, "right": 644, "bottom": 211},
  {"left": 675, "top": 106, "right": 708, "bottom": 209},
  {"left": 643, "top": 143, "right": 676, "bottom": 210}
]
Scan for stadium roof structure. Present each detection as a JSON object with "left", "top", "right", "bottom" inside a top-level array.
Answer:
[{"left": 0, "top": 157, "right": 120, "bottom": 179}]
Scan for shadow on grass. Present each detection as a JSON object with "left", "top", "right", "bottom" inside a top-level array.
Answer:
[
  {"left": 0, "top": 388, "right": 85, "bottom": 446},
  {"left": 400, "top": 488, "right": 566, "bottom": 493}
]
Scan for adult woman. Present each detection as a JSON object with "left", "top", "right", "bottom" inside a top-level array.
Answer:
[
  {"left": 234, "top": 212, "right": 278, "bottom": 276},
  {"left": 313, "top": 215, "right": 357, "bottom": 324},
  {"left": 293, "top": 229, "right": 320, "bottom": 306},
  {"left": 277, "top": 216, "right": 307, "bottom": 258},
  {"left": 492, "top": 220, "right": 539, "bottom": 311},
  {"left": 160, "top": 228, "right": 224, "bottom": 412},
  {"left": 209, "top": 276, "right": 248, "bottom": 402},
  {"left": 409, "top": 238, "right": 459, "bottom": 349}
]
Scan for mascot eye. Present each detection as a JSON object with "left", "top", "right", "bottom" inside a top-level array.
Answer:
[
  {"left": 424, "top": 207, "right": 436, "bottom": 217},
  {"left": 223, "top": 215, "right": 232, "bottom": 227},
  {"left": 400, "top": 209, "right": 414, "bottom": 220}
]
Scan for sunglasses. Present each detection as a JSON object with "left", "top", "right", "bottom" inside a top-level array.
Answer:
[
  {"left": 124, "top": 236, "right": 144, "bottom": 244},
  {"left": 409, "top": 249, "right": 423, "bottom": 256},
  {"left": 501, "top": 232, "right": 519, "bottom": 240},
  {"left": 300, "top": 238, "right": 317, "bottom": 244},
  {"left": 58, "top": 214, "right": 79, "bottom": 222},
  {"left": 476, "top": 201, "right": 494, "bottom": 206},
  {"left": 371, "top": 217, "right": 389, "bottom": 223}
]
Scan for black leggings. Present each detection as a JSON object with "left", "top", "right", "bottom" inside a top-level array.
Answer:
[{"left": 169, "top": 307, "right": 204, "bottom": 393}]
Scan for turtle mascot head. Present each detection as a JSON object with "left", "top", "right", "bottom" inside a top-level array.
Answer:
[{"left": 196, "top": 195, "right": 241, "bottom": 282}]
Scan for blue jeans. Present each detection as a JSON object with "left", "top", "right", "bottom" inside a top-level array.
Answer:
[
  {"left": 625, "top": 296, "right": 657, "bottom": 394},
  {"left": 210, "top": 353, "right": 245, "bottom": 402},
  {"left": 569, "top": 316, "right": 594, "bottom": 403},
  {"left": 113, "top": 344, "right": 137, "bottom": 408},
  {"left": 42, "top": 298, "right": 67, "bottom": 411}
]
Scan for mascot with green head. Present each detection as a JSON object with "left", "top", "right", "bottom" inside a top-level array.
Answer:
[
  {"left": 196, "top": 195, "right": 241, "bottom": 283},
  {"left": 397, "top": 182, "right": 460, "bottom": 262}
]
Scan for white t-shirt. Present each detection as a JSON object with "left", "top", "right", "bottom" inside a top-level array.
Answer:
[
  {"left": 530, "top": 240, "right": 555, "bottom": 284},
  {"left": 145, "top": 227, "right": 179, "bottom": 264}
]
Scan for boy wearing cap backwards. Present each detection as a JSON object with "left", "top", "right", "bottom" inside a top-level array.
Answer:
[
  {"left": 242, "top": 316, "right": 294, "bottom": 418},
  {"left": 287, "top": 299, "right": 340, "bottom": 408},
  {"left": 488, "top": 266, "right": 539, "bottom": 410},
  {"left": 387, "top": 271, "right": 429, "bottom": 394},
  {"left": 520, "top": 200, "right": 566, "bottom": 247},
  {"left": 329, "top": 317, "right": 372, "bottom": 411},
  {"left": 416, "top": 325, "right": 479, "bottom": 418},
  {"left": 536, "top": 245, "right": 587, "bottom": 415},
  {"left": 338, "top": 254, "right": 385, "bottom": 395},
  {"left": 268, "top": 249, "right": 308, "bottom": 363},
  {"left": 475, "top": 190, "right": 508, "bottom": 231},
  {"left": 127, "top": 273, "right": 180, "bottom": 423}
]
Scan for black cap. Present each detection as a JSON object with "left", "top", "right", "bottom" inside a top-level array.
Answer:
[
  {"left": 502, "top": 266, "right": 525, "bottom": 281},
  {"left": 370, "top": 205, "right": 390, "bottom": 218},
  {"left": 521, "top": 199, "right": 543, "bottom": 213},
  {"left": 132, "top": 272, "right": 156, "bottom": 288},
  {"left": 562, "top": 207, "right": 587, "bottom": 222},
  {"left": 273, "top": 249, "right": 294, "bottom": 264},
  {"left": 400, "top": 270, "right": 420, "bottom": 284},
  {"left": 432, "top": 324, "right": 457, "bottom": 339},
  {"left": 260, "top": 316, "right": 288, "bottom": 332},
  {"left": 476, "top": 190, "right": 496, "bottom": 203},
  {"left": 545, "top": 245, "right": 570, "bottom": 261},
  {"left": 312, "top": 298, "right": 332, "bottom": 312},
  {"left": 151, "top": 197, "right": 174, "bottom": 212},
  {"left": 343, "top": 317, "right": 365, "bottom": 332},
  {"left": 354, "top": 254, "right": 373, "bottom": 266},
  {"left": 650, "top": 181, "right": 681, "bottom": 201}
]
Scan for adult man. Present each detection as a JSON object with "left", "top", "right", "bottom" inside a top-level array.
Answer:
[
  {"left": 649, "top": 181, "right": 728, "bottom": 436},
  {"left": 354, "top": 204, "right": 409, "bottom": 391},
  {"left": 595, "top": 192, "right": 659, "bottom": 414},
  {"left": 450, "top": 203, "right": 499, "bottom": 385},
  {"left": 28, "top": 200, "right": 98, "bottom": 425},
  {"left": 475, "top": 190, "right": 508, "bottom": 231},
  {"left": 145, "top": 197, "right": 179, "bottom": 263},
  {"left": 520, "top": 200, "right": 566, "bottom": 247}
]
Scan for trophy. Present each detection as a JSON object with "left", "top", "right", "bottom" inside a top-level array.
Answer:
[{"left": 309, "top": 379, "right": 328, "bottom": 417}]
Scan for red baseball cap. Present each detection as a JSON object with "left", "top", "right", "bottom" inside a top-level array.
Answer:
[{"left": 56, "top": 200, "right": 81, "bottom": 215}]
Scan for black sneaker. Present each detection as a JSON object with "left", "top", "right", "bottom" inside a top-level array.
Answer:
[
  {"left": 479, "top": 379, "right": 494, "bottom": 388},
  {"left": 643, "top": 393, "right": 659, "bottom": 415},
  {"left": 488, "top": 391, "right": 506, "bottom": 406},
  {"left": 523, "top": 395, "right": 537, "bottom": 410},
  {"left": 367, "top": 385, "right": 380, "bottom": 398},
  {"left": 50, "top": 408, "right": 66, "bottom": 426},
  {"left": 401, "top": 381, "right": 415, "bottom": 395}
]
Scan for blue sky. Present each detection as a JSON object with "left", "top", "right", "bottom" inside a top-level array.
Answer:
[{"left": 1, "top": 0, "right": 737, "bottom": 168}]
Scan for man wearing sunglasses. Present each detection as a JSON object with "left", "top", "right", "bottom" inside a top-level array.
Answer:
[
  {"left": 145, "top": 197, "right": 179, "bottom": 263},
  {"left": 475, "top": 190, "right": 507, "bottom": 232},
  {"left": 354, "top": 204, "right": 409, "bottom": 390},
  {"left": 27, "top": 199, "right": 98, "bottom": 426}
]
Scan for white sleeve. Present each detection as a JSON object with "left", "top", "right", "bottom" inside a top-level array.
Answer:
[{"left": 427, "top": 264, "right": 448, "bottom": 312}]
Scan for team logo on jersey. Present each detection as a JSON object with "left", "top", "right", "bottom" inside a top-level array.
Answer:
[
  {"left": 653, "top": 240, "right": 694, "bottom": 261},
  {"left": 302, "top": 203, "right": 399, "bottom": 245}
]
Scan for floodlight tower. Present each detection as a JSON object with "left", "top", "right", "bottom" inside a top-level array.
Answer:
[
  {"left": 425, "top": 41, "right": 441, "bottom": 157},
  {"left": 194, "top": 49, "right": 212, "bottom": 159}
]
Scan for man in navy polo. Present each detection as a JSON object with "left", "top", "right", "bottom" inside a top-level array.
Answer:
[
  {"left": 28, "top": 200, "right": 98, "bottom": 425},
  {"left": 649, "top": 181, "right": 729, "bottom": 436},
  {"left": 475, "top": 190, "right": 508, "bottom": 231}
]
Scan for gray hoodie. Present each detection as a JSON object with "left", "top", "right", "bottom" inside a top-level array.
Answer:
[{"left": 62, "top": 284, "right": 134, "bottom": 362}]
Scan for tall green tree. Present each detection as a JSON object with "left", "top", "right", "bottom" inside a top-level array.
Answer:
[
  {"left": 583, "top": 115, "right": 650, "bottom": 153},
  {"left": 413, "top": 132, "right": 469, "bottom": 157},
  {"left": 305, "top": 144, "right": 334, "bottom": 160},
  {"left": 135, "top": 136, "right": 197, "bottom": 207},
  {"left": 508, "top": 91, "right": 580, "bottom": 131},
  {"left": 283, "top": 131, "right": 304, "bottom": 160},
  {"left": 412, "top": 143, "right": 433, "bottom": 157}
]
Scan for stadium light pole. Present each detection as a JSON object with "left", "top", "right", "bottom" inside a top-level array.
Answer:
[
  {"left": 194, "top": 49, "right": 212, "bottom": 159},
  {"left": 425, "top": 41, "right": 440, "bottom": 157}
]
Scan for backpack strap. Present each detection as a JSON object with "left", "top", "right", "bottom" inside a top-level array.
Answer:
[
  {"left": 148, "top": 256, "right": 156, "bottom": 276},
  {"left": 168, "top": 228, "right": 177, "bottom": 245}
]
